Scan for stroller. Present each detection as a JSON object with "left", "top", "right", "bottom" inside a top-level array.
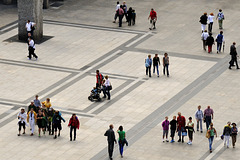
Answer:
[{"left": 88, "top": 87, "right": 101, "bottom": 102}]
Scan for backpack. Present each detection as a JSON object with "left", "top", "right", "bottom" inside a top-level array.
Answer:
[{"left": 218, "top": 13, "right": 224, "bottom": 20}]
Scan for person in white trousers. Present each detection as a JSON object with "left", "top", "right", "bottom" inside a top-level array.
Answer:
[
  {"left": 223, "top": 122, "right": 232, "bottom": 148},
  {"left": 27, "top": 108, "right": 37, "bottom": 136}
]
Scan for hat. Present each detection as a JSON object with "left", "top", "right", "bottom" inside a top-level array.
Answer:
[{"left": 232, "top": 123, "right": 237, "bottom": 126}]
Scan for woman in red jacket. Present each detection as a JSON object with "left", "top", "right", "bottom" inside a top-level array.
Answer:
[{"left": 68, "top": 114, "right": 80, "bottom": 141}]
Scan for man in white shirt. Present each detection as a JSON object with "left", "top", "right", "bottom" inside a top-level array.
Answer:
[
  {"left": 103, "top": 75, "right": 111, "bottom": 100},
  {"left": 201, "top": 30, "right": 209, "bottom": 51},
  {"left": 113, "top": 1, "right": 120, "bottom": 23},
  {"left": 25, "top": 20, "right": 36, "bottom": 36},
  {"left": 28, "top": 37, "right": 38, "bottom": 60},
  {"left": 17, "top": 108, "right": 28, "bottom": 136}
]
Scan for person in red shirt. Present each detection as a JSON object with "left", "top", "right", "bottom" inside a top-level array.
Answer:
[
  {"left": 148, "top": 8, "right": 157, "bottom": 30},
  {"left": 68, "top": 114, "right": 80, "bottom": 141},
  {"left": 118, "top": 5, "right": 124, "bottom": 27},
  {"left": 177, "top": 112, "right": 186, "bottom": 143},
  {"left": 96, "top": 70, "right": 103, "bottom": 88}
]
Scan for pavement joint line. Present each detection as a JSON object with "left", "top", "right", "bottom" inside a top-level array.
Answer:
[
  {"left": 43, "top": 19, "right": 149, "bottom": 34},
  {"left": 52, "top": 106, "right": 95, "bottom": 118},
  {"left": 125, "top": 32, "right": 153, "bottom": 47},
  {"left": 0, "top": 23, "right": 17, "bottom": 32},
  {"left": 0, "top": 100, "right": 26, "bottom": 107},
  {"left": 91, "top": 55, "right": 229, "bottom": 160},
  {"left": 87, "top": 79, "right": 140, "bottom": 114},
  {"left": 0, "top": 109, "right": 19, "bottom": 124}
]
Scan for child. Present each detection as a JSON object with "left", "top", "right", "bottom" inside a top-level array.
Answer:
[
  {"left": 132, "top": 9, "right": 136, "bottom": 25},
  {"left": 162, "top": 116, "right": 170, "bottom": 142},
  {"left": 170, "top": 116, "right": 177, "bottom": 143},
  {"left": 187, "top": 117, "right": 194, "bottom": 145},
  {"left": 231, "top": 123, "right": 238, "bottom": 148}
]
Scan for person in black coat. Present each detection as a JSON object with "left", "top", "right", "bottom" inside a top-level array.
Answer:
[
  {"left": 206, "top": 33, "right": 215, "bottom": 53},
  {"left": 104, "top": 124, "right": 117, "bottom": 160},
  {"left": 127, "top": 7, "right": 133, "bottom": 26},
  {"left": 229, "top": 42, "right": 239, "bottom": 69},
  {"left": 199, "top": 12, "right": 208, "bottom": 32}
]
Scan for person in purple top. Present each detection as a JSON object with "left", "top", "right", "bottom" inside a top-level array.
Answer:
[
  {"left": 162, "top": 116, "right": 170, "bottom": 142},
  {"left": 204, "top": 106, "right": 214, "bottom": 130}
]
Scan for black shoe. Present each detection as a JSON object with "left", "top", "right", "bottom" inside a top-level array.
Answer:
[
  {"left": 58, "top": 133, "right": 60, "bottom": 137},
  {"left": 237, "top": 68, "right": 240, "bottom": 69},
  {"left": 103, "top": 96, "right": 106, "bottom": 98},
  {"left": 178, "top": 139, "right": 181, "bottom": 142},
  {"left": 54, "top": 135, "right": 57, "bottom": 139},
  {"left": 149, "top": 28, "right": 152, "bottom": 30},
  {"left": 70, "top": 138, "right": 72, "bottom": 141},
  {"left": 229, "top": 67, "right": 232, "bottom": 69},
  {"left": 182, "top": 139, "right": 184, "bottom": 143},
  {"left": 153, "top": 27, "right": 156, "bottom": 29},
  {"left": 201, "top": 131, "right": 203, "bottom": 133},
  {"left": 18, "top": 134, "right": 20, "bottom": 136},
  {"left": 74, "top": 138, "right": 76, "bottom": 141}
]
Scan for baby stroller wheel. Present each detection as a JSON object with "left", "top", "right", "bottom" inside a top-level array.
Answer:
[
  {"left": 88, "top": 96, "right": 93, "bottom": 101},
  {"left": 97, "top": 97, "right": 101, "bottom": 102}
]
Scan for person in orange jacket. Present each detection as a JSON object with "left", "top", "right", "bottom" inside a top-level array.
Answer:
[{"left": 68, "top": 114, "right": 80, "bottom": 141}]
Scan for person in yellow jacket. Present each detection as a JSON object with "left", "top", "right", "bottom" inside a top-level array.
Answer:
[
  {"left": 42, "top": 98, "right": 51, "bottom": 109},
  {"left": 27, "top": 108, "right": 37, "bottom": 136}
]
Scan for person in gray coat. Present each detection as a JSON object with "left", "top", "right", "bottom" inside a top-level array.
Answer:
[
  {"left": 195, "top": 105, "right": 204, "bottom": 133},
  {"left": 104, "top": 124, "right": 117, "bottom": 160}
]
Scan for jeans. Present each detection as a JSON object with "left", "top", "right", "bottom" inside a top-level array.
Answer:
[
  {"left": 217, "top": 42, "right": 222, "bottom": 52},
  {"left": 153, "top": 64, "right": 159, "bottom": 76},
  {"left": 146, "top": 66, "right": 151, "bottom": 77},
  {"left": 208, "top": 22, "right": 213, "bottom": 33},
  {"left": 119, "top": 140, "right": 124, "bottom": 156},
  {"left": 119, "top": 15, "right": 123, "bottom": 27},
  {"left": 178, "top": 127, "right": 185, "bottom": 140},
  {"left": 209, "top": 136, "right": 214, "bottom": 150},
  {"left": 218, "top": 19, "right": 223, "bottom": 29},
  {"left": 201, "top": 24, "right": 206, "bottom": 31},
  {"left": 196, "top": 119, "right": 203, "bottom": 131},
  {"left": 108, "top": 142, "right": 114, "bottom": 158},
  {"left": 103, "top": 86, "right": 111, "bottom": 99},
  {"left": 205, "top": 116, "right": 212, "bottom": 130},
  {"left": 70, "top": 126, "right": 76, "bottom": 140},
  {"left": 163, "top": 64, "right": 169, "bottom": 76},
  {"left": 224, "top": 135, "right": 230, "bottom": 147}
]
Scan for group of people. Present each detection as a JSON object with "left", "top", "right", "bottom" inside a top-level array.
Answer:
[
  {"left": 161, "top": 106, "right": 238, "bottom": 153},
  {"left": 104, "top": 124, "right": 128, "bottom": 160},
  {"left": 145, "top": 53, "right": 169, "bottom": 77},
  {"left": 17, "top": 95, "right": 80, "bottom": 141},
  {"left": 113, "top": 1, "right": 136, "bottom": 27},
  {"left": 95, "top": 70, "right": 112, "bottom": 100}
]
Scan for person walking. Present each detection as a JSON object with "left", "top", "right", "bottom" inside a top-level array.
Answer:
[
  {"left": 201, "top": 30, "right": 209, "bottom": 51},
  {"left": 28, "top": 37, "right": 38, "bottom": 60},
  {"left": 223, "top": 121, "right": 232, "bottom": 148},
  {"left": 104, "top": 124, "right": 117, "bottom": 160},
  {"left": 96, "top": 70, "right": 103, "bottom": 88},
  {"left": 25, "top": 20, "right": 36, "bottom": 37},
  {"left": 122, "top": 1, "right": 128, "bottom": 22},
  {"left": 229, "top": 42, "right": 239, "bottom": 69},
  {"left": 187, "top": 117, "right": 194, "bottom": 145},
  {"left": 195, "top": 105, "right": 203, "bottom": 133},
  {"left": 153, "top": 54, "right": 160, "bottom": 77},
  {"left": 113, "top": 1, "right": 120, "bottom": 23},
  {"left": 163, "top": 53, "right": 169, "bottom": 77},
  {"left": 34, "top": 95, "right": 41, "bottom": 109},
  {"left": 127, "top": 7, "right": 133, "bottom": 26},
  {"left": 216, "top": 31, "right": 224, "bottom": 53},
  {"left": 37, "top": 109, "right": 45, "bottom": 137},
  {"left": 52, "top": 110, "right": 65, "bottom": 139},
  {"left": 206, "top": 33, "right": 215, "bottom": 53},
  {"left": 103, "top": 75, "right": 111, "bottom": 100},
  {"left": 145, "top": 54, "right": 152, "bottom": 77},
  {"left": 148, "top": 8, "right": 157, "bottom": 30},
  {"left": 170, "top": 116, "right": 177, "bottom": 143},
  {"left": 199, "top": 12, "right": 208, "bottom": 32},
  {"left": 68, "top": 114, "right": 80, "bottom": 141},
  {"left": 28, "top": 101, "right": 36, "bottom": 112},
  {"left": 17, "top": 108, "right": 28, "bottom": 136},
  {"left": 162, "top": 116, "right": 170, "bottom": 142},
  {"left": 27, "top": 108, "right": 37, "bottom": 136},
  {"left": 204, "top": 106, "right": 214, "bottom": 130},
  {"left": 216, "top": 9, "right": 225, "bottom": 29},
  {"left": 208, "top": 13, "right": 214, "bottom": 33},
  {"left": 117, "top": 126, "right": 127, "bottom": 158},
  {"left": 207, "top": 123, "right": 217, "bottom": 153},
  {"left": 132, "top": 9, "right": 136, "bottom": 25},
  {"left": 231, "top": 123, "right": 238, "bottom": 148},
  {"left": 118, "top": 5, "right": 124, "bottom": 27},
  {"left": 177, "top": 112, "right": 186, "bottom": 143}
]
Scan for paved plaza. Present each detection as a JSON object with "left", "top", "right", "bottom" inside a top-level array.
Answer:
[{"left": 0, "top": 0, "right": 240, "bottom": 159}]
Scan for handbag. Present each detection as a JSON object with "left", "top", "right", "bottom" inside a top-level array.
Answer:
[{"left": 206, "top": 131, "right": 210, "bottom": 139}]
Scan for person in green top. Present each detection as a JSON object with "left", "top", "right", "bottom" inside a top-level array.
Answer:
[
  {"left": 117, "top": 126, "right": 126, "bottom": 158},
  {"left": 207, "top": 123, "right": 217, "bottom": 153}
]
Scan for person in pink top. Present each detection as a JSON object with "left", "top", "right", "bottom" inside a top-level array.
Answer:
[
  {"left": 162, "top": 116, "right": 170, "bottom": 142},
  {"left": 118, "top": 5, "right": 124, "bottom": 27}
]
